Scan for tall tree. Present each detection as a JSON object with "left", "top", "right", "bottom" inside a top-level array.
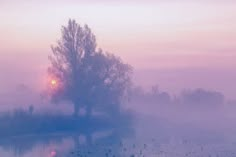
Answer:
[{"left": 48, "top": 19, "right": 132, "bottom": 117}]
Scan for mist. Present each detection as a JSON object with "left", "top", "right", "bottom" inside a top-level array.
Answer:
[
  {"left": 1, "top": 0, "right": 236, "bottom": 156},
  {"left": 2, "top": 79, "right": 236, "bottom": 141},
  {"left": 126, "top": 85, "right": 236, "bottom": 143},
  {"left": 1, "top": 69, "right": 236, "bottom": 132}
]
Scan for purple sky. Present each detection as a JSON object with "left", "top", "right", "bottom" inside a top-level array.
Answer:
[{"left": 0, "top": 0, "right": 236, "bottom": 99}]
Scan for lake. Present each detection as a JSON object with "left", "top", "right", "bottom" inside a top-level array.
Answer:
[{"left": 1, "top": 119, "right": 236, "bottom": 157}]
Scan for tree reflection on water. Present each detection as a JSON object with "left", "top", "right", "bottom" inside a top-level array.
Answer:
[{"left": 0, "top": 125, "right": 134, "bottom": 157}]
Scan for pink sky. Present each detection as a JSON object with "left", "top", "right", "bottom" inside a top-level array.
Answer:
[{"left": 0, "top": 0, "right": 236, "bottom": 99}]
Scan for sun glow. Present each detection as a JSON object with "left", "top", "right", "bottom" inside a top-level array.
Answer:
[{"left": 51, "top": 79, "right": 57, "bottom": 86}]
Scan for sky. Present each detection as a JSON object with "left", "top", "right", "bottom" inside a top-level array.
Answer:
[{"left": 0, "top": 0, "right": 236, "bottom": 100}]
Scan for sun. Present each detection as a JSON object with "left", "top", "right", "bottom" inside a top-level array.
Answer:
[{"left": 51, "top": 79, "right": 57, "bottom": 86}]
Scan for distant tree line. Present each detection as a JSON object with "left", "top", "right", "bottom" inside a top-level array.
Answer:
[{"left": 129, "top": 85, "right": 225, "bottom": 107}]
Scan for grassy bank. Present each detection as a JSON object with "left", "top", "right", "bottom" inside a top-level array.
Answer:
[{"left": 0, "top": 110, "right": 127, "bottom": 138}]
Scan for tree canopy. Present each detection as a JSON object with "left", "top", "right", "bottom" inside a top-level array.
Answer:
[{"left": 48, "top": 19, "right": 132, "bottom": 117}]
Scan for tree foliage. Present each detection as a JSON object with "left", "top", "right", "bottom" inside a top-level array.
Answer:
[{"left": 48, "top": 19, "right": 132, "bottom": 116}]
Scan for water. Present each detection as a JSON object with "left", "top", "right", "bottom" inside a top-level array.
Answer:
[
  {"left": 1, "top": 115, "right": 236, "bottom": 157},
  {"left": 0, "top": 126, "right": 134, "bottom": 157},
  {"left": 1, "top": 126, "right": 236, "bottom": 157}
]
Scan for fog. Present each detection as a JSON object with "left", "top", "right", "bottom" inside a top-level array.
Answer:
[
  {"left": 1, "top": 81, "right": 236, "bottom": 140},
  {"left": 1, "top": 69, "right": 236, "bottom": 157},
  {"left": 1, "top": 0, "right": 236, "bottom": 156},
  {"left": 124, "top": 86, "right": 236, "bottom": 143}
]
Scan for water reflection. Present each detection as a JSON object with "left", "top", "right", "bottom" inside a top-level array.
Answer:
[
  {"left": 0, "top": 125, "right": 134, "bottom": 157},
  {"left": 2, "top": 124, "right": 236, "bottom": 157}
]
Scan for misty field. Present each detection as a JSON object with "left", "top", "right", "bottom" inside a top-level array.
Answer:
[{"left": 1, "top": 0, "right": 236, "bottom": 156}]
